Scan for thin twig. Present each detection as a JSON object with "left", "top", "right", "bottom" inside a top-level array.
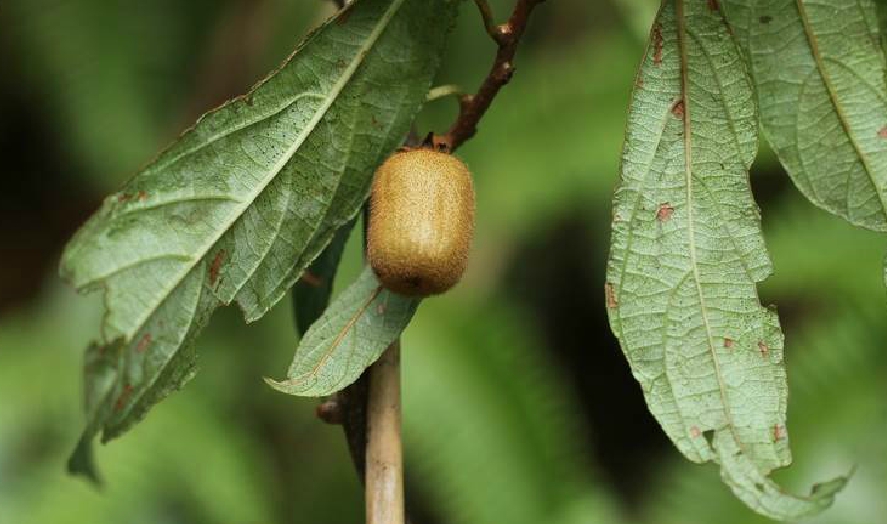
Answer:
[
  {"left": 472, "top": 0, "right": 504, "bottom": 43},
  {"left": 434, "top": 0, "right": 547, "bottom": 152},
  {"left": 365, "top": 342, "right": 404, "bottom": 524}
]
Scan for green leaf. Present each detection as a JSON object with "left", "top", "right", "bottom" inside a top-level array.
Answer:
[
  {"left": 60, "top": 0, "right": 455, "bottom": 467},
  {"left": 267, "top": 266, "right": 419, "bottom": 397},
  {"left": 293, "top": 218, "right": 356, "bottom": 337},
  {"left": 723, "top": 0, "right": 887, "bottom": 231},
  {"left": 605, "top": 0, "right": 847, "bottom": 519}
]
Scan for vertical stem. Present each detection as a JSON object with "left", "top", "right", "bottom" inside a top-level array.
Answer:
[{"left": 365, "top": 341, "right": 404, "bottom": 524}]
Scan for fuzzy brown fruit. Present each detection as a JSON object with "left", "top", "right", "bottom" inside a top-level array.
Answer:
[{"left": 367, "top": 148, "right": 475, "bottom": 297}]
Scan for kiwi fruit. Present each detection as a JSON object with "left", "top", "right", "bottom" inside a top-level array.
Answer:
[{"left": 367, "top": 148, "right": 475, "bottom": 297}]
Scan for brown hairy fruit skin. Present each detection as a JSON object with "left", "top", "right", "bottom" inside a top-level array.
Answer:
[{"left": 368, "top": 148, "right": 475, "bottom": 297}]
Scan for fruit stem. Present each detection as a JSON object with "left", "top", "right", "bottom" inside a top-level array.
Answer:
[{"left": 366, "top": 341, "right": 405, "bottom": 524}]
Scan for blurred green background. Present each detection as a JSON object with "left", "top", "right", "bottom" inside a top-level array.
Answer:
[{"left": 1, "top": 1, "right": 885, "bottom": 523}]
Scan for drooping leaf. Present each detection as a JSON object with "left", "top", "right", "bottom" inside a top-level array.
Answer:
[
  {"left": 267, "top": 266, "right": 419, "bottom": 397},
  {"left": 605, "top": 0, "right": 847, "bottom": 519},
  {"left": 293, "top": 218, "right": 356, "bottom": 337},
  {"left": 723, "top": 0, "right": 887, "bottom": 231},
  {"left": 644, "top": 304, "right": 887, "bottom": 524},
  {"left": 60, "top": 0, "right": 456, "bottom": 473}
]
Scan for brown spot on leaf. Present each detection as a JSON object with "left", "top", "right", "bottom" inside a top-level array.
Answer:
[
  {"left": 114, "top": 384, "right": 134, "bottom": 412},
  {"left": 605, "top": 283, "right": 618, "bottom": 308},
  {"left": 707, "top": 0, "right": 719, "bottom": 11},
  {"left": 724, "top": 337, "right": 734, "bottom": 348},
  {"left": 137, "top": 190, "right": 147, "bottom": 201},
  {"left": 671, "top": 99, "right": 685, "bottom": 118},
  {"left": 758, "top": 340, "right": 769, "bottom": 358},
  {"left": 136, "top": 333, "right": 152, "bottom": 353},
  {"left": 653, "top": 24, "right": 663, "bottom": 66},
  {"left": 117, "top": 193, "right": 132, "bottom": 203},
  {"left": 209, "top": 249, "right": 227, "bottom": 286},
  {"left": 690, "top": 425, "right": 702, "bottom": 438},
  {"left": 656, "top": 203, "right": 675, "bottom": 221},
  {"left": 300, "top": 271, "right": 323, "bottom": 288},
  {"left": 878, "top": 126, "right": 887, "bottom": 138},
  {"left": 759, "top": 15, "right": 772, "bottom": 24},
  {"left": 636, "top": 76, "right": 644, "bottom": 89},
  {"left": 773, "top": 424, "right": 784, "bottom": 441}
]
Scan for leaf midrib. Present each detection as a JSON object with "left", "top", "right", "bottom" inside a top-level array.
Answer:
[
  {"left": 123, "top": 0, "right": 407, "bottom": 339},
  {"left": 795, "top": 0, "right": 887, "bottom": 221},
  {"left": 277, "top": 283, "right": 383, "bottom": 392},
  {"left": 676, "top": 0, "right": 740, "bottom": 447}
]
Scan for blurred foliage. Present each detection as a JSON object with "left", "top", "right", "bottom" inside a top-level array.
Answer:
[{"left": 0, "top": 1, "right": 884, "bottom": 524}]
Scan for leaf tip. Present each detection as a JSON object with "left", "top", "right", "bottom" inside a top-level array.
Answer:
[
  {"left": 799, "top": 473, "right": 852, "bottom": 517},
  {"left": 66, "top": 435, "right": 102, "bottom": 487},
  {"left": 263, "top": 376, "right": 300, "bottom": 395},
  {"left": 265, "top": 375, "right": 336, "bottom": 398}
]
